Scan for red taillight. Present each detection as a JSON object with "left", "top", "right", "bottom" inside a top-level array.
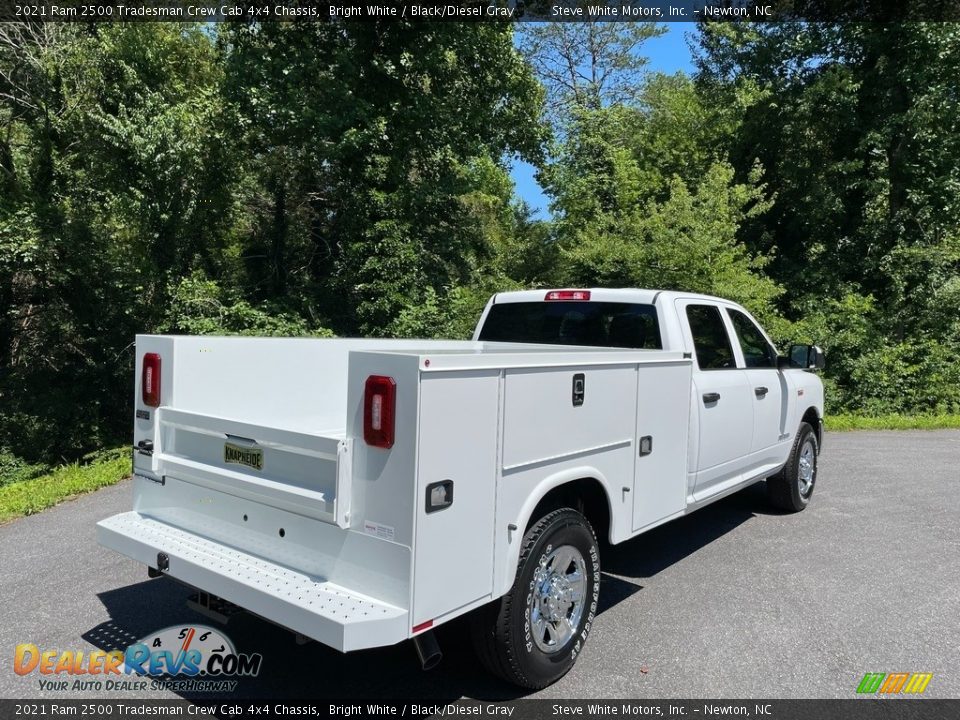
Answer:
[
  {"left": 545, "top": 290, "right": 591, "bottom": 301},
  {"left": 364, "top": 375, "right": 396, "bottom": 449},
  {"left": 142, "top": 353, "right": 161, "bottom": 407}
]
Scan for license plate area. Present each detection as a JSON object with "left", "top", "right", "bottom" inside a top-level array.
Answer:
[
  {"left": 156, "top": 408, "right": 350, "bottom": 527},
  {"left": 224, "top": 441, "right": 263, "bottom": 471}
]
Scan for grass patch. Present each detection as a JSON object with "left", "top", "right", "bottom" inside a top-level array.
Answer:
[
  {"left": 0, "top": 451, "right": 49, "bottom": 489},
  {"left": 0, "top": 448, "right": 129, "bottom": 524},
  {"left": 826, "top": 414, "right": 960, "bottom": 431}
]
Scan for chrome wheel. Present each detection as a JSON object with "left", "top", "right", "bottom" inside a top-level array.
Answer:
[
  {"left": 798, "top": 439, "right": 816, "bottom": 498},
  {"left": 529, "top": 544, "right": 587, "bottom": 654}
]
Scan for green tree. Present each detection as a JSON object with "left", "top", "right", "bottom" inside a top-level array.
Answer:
[
  {"left": 695, "top": 22, "right": 960, "bottom": 412},
  {"left": 556, "top": 144, "right": 782, "bottom": 324},
  {"left": 522, "top": 27, "right": 782, "bottom": 323},
  {"left": 519, "top": 22, "right": 665, "bottom": 120},
  {"left": 221, "top": 22, "right": 547, "bottom": 336},
  {"left": 0, "top": 24, "right": 243, "bottom": 460}
]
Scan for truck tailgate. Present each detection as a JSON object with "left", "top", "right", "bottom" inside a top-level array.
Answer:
[{"left": 108, "top": 335, "right": 423, "bottom": 651}]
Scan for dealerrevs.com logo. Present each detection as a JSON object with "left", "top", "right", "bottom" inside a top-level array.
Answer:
[{"left": 14, "top": 625, "right": 262, "bottom": 693}]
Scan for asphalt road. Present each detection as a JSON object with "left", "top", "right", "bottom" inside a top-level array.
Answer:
[{"left": 1, "top": 430, "right": 958, "bottom": 700}]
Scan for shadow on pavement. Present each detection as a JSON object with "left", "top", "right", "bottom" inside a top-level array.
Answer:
[
  {"left": 604, "top": 481, "right": 773, "bottom": 580},
  {"left": 87, "top": 578, "right": 522, "bottom": 701},
  {"left": 86, "top": 482, "right": 773, "bottom": 700}
]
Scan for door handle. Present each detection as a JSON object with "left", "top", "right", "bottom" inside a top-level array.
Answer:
[
  {"left": 702, "top": 392, "right": 721, "bottom": 404},
  {"left": 755, "top": 386, "right": 769, "bottom": 398}
]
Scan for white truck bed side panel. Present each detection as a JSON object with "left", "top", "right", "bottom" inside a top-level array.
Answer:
[
  {"left": 412, "top": 371, "right": 500, "bottom": 626},
  {"left": 134, "top": 336, "right": 175, "bottom": 478},
  {"left": 490, "top": 364, "right": 642, "bottom": 596},
  {"left": 345, "top": 351, "right": 422, "bottom": 550},
  {"left": 632, "top": 362, "right": 692, "bottom": 531},
  {"left": 501, "top": 365, "right": 638, "bottom": 471}
]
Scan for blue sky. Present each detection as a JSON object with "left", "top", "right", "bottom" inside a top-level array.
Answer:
[{"left": 511, "top": 22, "right": 697, "bottom": 218}]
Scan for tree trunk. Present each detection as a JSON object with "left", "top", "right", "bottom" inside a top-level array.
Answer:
[{"left": 269, "top": 182, "right": 287, "bottom": 297}]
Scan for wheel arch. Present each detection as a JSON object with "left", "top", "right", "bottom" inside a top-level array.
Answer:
[
  {"left": 801, "top": 405, "right": 823, "bottom": 450},
  {"left": 526, "top": 476, "right": 612, "bottom": 541},
  {"left": 496, "top": 467, "right": 616, "bottom": 598}
]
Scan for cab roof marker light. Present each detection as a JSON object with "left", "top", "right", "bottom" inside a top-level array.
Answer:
[{"left": 545, "top": 290, "right": 591, "bottom": 301}]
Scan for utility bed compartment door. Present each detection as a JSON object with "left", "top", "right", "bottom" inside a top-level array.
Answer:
[
  {"left": 501, "top": 364, "right": 638, "bottom": 471},
  {"left": 633, "top": 362, "right": 691, "bottom": 531},
  {"left": 412, "top": 370, "right": 500, "bottom": 627}
]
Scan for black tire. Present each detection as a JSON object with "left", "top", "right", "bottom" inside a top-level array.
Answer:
[
  {"left": 470, "top": 508, "right": 600, "bottom": 689},
  {"left": 767, "top": 421, "right": 818, "bottom": 512}
]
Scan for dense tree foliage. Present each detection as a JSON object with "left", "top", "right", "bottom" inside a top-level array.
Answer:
[
  {"left": 0, "top": 20, "right": 957, "bottom": 467},
  {"left": 0, "top": 24, "right": 239, "bottom": 460},
  {"left": 694, "top": 23, "right": 960, "bottom": 412},
  {"left": 220, "top": 23, "right": 546, "bottom": 336}
]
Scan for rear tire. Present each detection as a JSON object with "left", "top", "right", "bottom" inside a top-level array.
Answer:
[
  {"left": 767, "top": 421, "right": 818, "bottom": 512},
  {"left": 470, "top": 508, "right": 600, "bottom": 689}
]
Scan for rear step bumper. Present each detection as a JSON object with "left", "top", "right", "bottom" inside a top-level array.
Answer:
[{"left": 97, "top": 512, "right": 408, "bottom": 652}]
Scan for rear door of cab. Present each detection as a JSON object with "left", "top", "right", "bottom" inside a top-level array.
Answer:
[{"left": 675, "top": 299, "right": 754, "bottom": 498}]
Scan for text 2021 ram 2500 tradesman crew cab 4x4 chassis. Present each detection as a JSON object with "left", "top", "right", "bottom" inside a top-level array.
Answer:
[{"left": 98, "top": 288, "right": 825, "bottom": 688}]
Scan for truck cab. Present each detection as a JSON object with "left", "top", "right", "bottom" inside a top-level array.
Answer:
[{"left": 475, "top": 289, "right": 824, "bottom": 511}]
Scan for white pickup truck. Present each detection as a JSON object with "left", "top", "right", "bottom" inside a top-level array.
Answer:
[{"left": 98, "top": 288, "right": 825, "bottom": 688}]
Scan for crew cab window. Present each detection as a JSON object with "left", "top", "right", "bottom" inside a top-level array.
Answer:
[
  {"left": 729, "top": 310, "right": 777, "bottom": 368},
  {"left": 479, "top": 302, "right": 662, "bottom": 349},
  {"left": 686, "top": 305, "right": 736, "bottom": 370}
]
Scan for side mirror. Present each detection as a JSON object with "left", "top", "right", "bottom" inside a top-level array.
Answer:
[{"left": 780, "top": 344, "right": 826, "bottom": 370}]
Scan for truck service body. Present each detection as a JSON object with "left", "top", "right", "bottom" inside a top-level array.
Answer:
[{"left": 98, "top": 289, "right": 825, "bottom": 687}]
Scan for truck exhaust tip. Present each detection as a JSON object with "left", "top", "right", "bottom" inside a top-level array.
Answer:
[{"left": 413, "top": 631, "right": 442, "bottom": 671}]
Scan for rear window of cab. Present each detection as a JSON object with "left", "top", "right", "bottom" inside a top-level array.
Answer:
[{"left": 479, "top": 301, "right": 663, "bottom": 349}]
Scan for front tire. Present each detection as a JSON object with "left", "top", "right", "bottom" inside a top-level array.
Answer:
[
  {"left": 471, "top": 508, "right": 600, "bottom": 689},
  {"left": 767, "top": 421, "right": 818, "bottom": 512}
]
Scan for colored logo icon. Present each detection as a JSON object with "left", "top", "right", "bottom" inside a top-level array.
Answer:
[{"left": 856, "top": 672, "right": 933, "bottom": 695}]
